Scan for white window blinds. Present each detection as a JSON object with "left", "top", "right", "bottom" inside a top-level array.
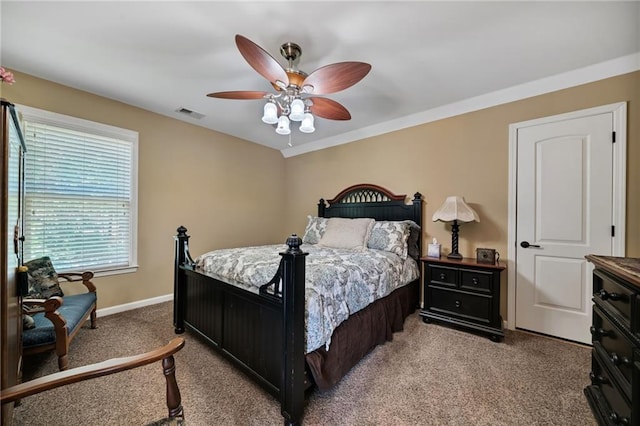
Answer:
[{"left": 20, "top": 106, "right": 138, "bottom": 274}]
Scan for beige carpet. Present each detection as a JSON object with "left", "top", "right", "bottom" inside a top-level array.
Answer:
[{"left": 12, "top": 302, "right": 596, "bottom": 426}]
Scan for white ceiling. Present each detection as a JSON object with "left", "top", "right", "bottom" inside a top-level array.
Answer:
[{"left": 2, "top": 1, "right": 639, "bottom": 157}]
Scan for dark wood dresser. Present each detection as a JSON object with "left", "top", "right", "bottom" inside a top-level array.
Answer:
[
  {"left": 419, "top": 257, "right": 505, "bottom": 342},
  {"left": 584, "top": 255, "right": 640, "bottom": 426}
]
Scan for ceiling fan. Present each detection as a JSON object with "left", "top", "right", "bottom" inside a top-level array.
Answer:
[{"left": 207, "top": 34, "right": 372, "bottom": 135}]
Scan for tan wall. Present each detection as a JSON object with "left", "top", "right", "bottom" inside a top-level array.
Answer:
[
  {"left": 2, "top": 71, "right": 638, "bottom": 316},
  {"left": 284, "top": 71, "right": 640, "bottom": 318},
  {"left": 1, "top": 72, "right": 287, "bottom": 309}
]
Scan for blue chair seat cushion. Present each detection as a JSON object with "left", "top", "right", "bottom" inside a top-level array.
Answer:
[{"left": 23, "top": 292, "right": 96, "bottom": 348}]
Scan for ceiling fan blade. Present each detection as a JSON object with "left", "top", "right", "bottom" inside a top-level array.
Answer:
[
  {"left": 309, "top": 97, "right": 351, "bottom": 120},
  {"left": 235, "top": 35, "right": 289, "bottom": 87},
  {"left": 207, "top": 91, "right": 268, "bottom": 100},
  {"left": 302, "top": 62, "right": 371, "bottom": 95}
]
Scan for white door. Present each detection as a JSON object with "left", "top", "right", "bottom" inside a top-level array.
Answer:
[{"left": 514, "top": 111, "right": 617, "bottom": 344}]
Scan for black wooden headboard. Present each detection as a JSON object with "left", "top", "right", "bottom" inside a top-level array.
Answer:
[{"left": 318, "top": 183, "right": 423, "bottom": 252}]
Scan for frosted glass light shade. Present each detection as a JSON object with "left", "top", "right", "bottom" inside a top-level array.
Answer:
[
  {"left": 299, "top": 113, "right": 315, "bottom": 133},
  {"left": 289, "top": 99, "right": 305, "bottom": 121},
  {"left": 262, "top": 102, "right": 278, "bottom": 124},
  {"left": 275, "top": 115, "right": 291, "bottom": 135},
  {"left": 432, "top": 196, "right": 480, "bottom": 223}
]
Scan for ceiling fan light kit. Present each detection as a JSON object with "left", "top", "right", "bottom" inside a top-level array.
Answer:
[
  {"left": 299, "top": 113, "right": 315, "bottom": 133},
  {"left": 275, "top": 115, "right": 291, "bottom": 135},
  {"left": 262, "top": 101, "right": 278, "bottom": 124},
  {"left": 208, "top": 35, "right": 371, "bottom": 138}
]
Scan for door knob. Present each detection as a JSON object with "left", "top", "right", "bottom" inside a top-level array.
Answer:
[{"left": 520, "top": 241, "right": 541, "bottom": 248}]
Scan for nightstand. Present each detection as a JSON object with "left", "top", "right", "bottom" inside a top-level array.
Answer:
[{"left": 420, "top": 256, "right": 505, "bottom": 341}]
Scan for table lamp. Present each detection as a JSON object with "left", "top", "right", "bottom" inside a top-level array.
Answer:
[{"left": 432, "top": 196, "right": 479, "bottom": 259}]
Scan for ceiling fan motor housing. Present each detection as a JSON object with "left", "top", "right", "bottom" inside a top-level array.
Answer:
[{"left": 280, "top": 42, "right": 301, "bottom": 64}]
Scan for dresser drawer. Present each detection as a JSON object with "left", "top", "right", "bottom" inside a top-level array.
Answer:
[
  {"left": 429, "top": 265, "right": 457, "bottom": 288},
  {"left": 592, "top": 307, "right": 634, "bottom": 399},
  {"left": 594, "top": 269, "right": 636, "bottom": 329},
  {"left": 428, "top": 287, "right": 491, "bottom": 325},
  {"left": 460, "top": 268, "right": 493, "bottom": 294},
  {"left": 590, "top": 352, "right": 633, "bottom": 425},
  {"left": 635, "top": 350, "right": 640, "bottom": 424}
]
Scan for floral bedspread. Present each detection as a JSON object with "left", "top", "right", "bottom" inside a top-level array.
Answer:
[{"left": 195, "top": 244, "right": 419, "bottom": 353}]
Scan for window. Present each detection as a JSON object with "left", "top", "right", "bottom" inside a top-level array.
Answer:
[{"left": 20, "top": 106, "right": 138, "bottom": 275}]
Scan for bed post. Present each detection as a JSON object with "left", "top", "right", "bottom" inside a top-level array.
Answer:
[
  {"left": 174, "top": 226, "right": 191, "bottom": 334},
  {"left": 280, "top": 234, "right": 308, "bottom": 426},
  {"left": 412, "top": 192, "right": 423, "bottom": 253}
]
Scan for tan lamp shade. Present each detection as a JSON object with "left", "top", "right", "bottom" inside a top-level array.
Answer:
[{"left": 432, "top": 196, "right": 480, "bottom": 223}]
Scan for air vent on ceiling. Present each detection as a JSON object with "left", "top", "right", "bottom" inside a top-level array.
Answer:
[{"left": 175, "top": 107, "right": 205, "bottom": 119}]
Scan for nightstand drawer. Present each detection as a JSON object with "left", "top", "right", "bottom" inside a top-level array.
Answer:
[
  {"left": 429, "top": 265, "right": 457, "bottom": 288},
  {"left": 429, "top": 287, "right": 491, "bottom": 325},
  {"left": 460, "top": 269, "right": 493, "bottom": 294}
]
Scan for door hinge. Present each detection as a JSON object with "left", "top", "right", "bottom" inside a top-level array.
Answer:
[
  {"left": 611, "top": 225, "right": 615, "bottom": 237},
  {"left": 612, "top": 131, "right": 616, "bottom": 143}
]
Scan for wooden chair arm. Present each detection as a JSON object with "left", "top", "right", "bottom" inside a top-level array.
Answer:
[
  {"left": 58, "top": 271, "right": 97, "bottom": 293},
  {"left": 22, "top": 296, "right": 68, "bottom": 336},
  {"left": 23, "top": 296, "right": 64, "bottom": 313},
  {"left": 0, "top": 337, "right": 185, "bottom": 404}
]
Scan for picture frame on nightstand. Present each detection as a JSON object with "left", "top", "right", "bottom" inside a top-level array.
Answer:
[{"left": 476, "top": 248, "right": 499, "bottom": 264}]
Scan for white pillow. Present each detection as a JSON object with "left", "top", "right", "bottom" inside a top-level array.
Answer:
[{"left": 318, "top": 218, "right": 374, "bottom": 250}]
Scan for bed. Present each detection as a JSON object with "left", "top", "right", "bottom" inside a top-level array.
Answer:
[{"left": 173, "top": 184, "right": 423, "bottom": 425}]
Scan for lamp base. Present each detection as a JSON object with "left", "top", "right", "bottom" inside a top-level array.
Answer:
[{"left": 447, "top": 252, "right": 463, "bottom": 260}]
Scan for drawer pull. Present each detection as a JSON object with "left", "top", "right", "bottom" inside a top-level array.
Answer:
[
  {"left": 439, "top": 273, "right": 446, "bottom": 280},
  {"left": 609, "top": 352, "right": 631, "bottom": 366},
  {"left": 608, "top": 411, "right": 630, "bottom": 425},
  {"left": 455, "top": 300, "right": 462, "bottom": 308},
  {"left": 589, "top": 326, "right": 611, "bottom": 338},
  {"left": 472, "top": 277, "right": 479, "bottom": 285},
  {"left": 598, "top": 289, "right": 625, "bottom": 302},
  {"left": 589, "top": 371, "right": 609, "bottom": 385}
]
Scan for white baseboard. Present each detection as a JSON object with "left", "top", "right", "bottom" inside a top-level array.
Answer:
[{"left": 96, "top": 293, "right": 173, "bottom": 318}]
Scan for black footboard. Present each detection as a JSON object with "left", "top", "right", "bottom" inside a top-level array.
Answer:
[{"left": 174, "top": 229, "right": 308, "bottom": 426}]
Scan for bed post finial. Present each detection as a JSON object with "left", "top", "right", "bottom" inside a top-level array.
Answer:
[
  {"left": 285, "top": 234, "right": 303, "bottom": 254},
  {"left": 317, "top": 198, "right": 326, "bottom": 217}
]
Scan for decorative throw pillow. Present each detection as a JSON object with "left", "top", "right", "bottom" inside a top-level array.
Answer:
[
  {"left": 367, "top": 221, "right": 410, "bottom": 259},
  {"left": 318, "top": 218, "right": 374, "bottom": 250},
  {"left": 404, "top": 220, "right": 422, "bottom": 259},
  {"left": 23, "top": 256, "right": 64, "bottom": 299},
  {"left": 302, "top": 216, "right": 328, "bottom": 244}
]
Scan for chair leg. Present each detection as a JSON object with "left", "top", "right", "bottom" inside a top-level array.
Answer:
[
  {"left": 90, "top": 308, "right": 97, "bottom": 329},
  {"left": 57, "top": 354, "right": 68, "bottom": 371},
  {"left": 162, "top": 354, "right": 183, "bottom": 420}
]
